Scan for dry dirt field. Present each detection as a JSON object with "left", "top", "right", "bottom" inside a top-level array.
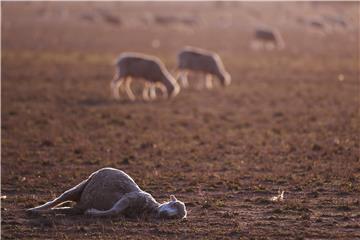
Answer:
[{"left": 1, "top": 2, "right": 360, "bottom": 239}]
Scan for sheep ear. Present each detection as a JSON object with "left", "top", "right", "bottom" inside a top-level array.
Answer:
[{"left": 170, "top": 195, "right": 177, "bottom": 202}]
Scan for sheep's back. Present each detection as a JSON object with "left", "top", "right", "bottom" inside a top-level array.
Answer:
[
  {"left": 116, "top": 54, "right": 165, "bottom": 82},
  {"left": 255, "top": 29, "right": 277, "bottom": 41},
  {"left": 77, "top": 168, "right": 141, "bottom": 210},
  {"left": 178, "top": 51, "right": 218, "bottom": 74}
]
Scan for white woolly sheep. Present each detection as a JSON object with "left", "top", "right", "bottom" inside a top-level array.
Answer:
[
  {"left": 111, "top": 53, "right": 180, "bottom": 101},
  {"left": 176, "top": 46, "right": 231, "bottom": 89},
  {"left": 254, "top": 28, "right": 285, "bottom": 50},
  {"left": 27, "top": 167, "right": 187, "bottom": 219}
]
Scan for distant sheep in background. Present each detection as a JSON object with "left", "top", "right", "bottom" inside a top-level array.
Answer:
[
  {"left": 306, "top": 19, "right": 333, "bottom": 35},
  {"left": 297, "top": 17, "right": 332, "bottom": 34},
  {"left": 323, "top": 15, "right": 347, "bottom": 29},
  {"left": 253, "top": 27, "right": 285, "bottom": 50},
  {"left": 309, "top": 19, "right": 327, "bottom": 30},
  {"left": 153, "top": 14, "right": 197, "bottom": 26},
  {"left": 111, "top": 53, "right": 180, "bottom": 101},
  {"left": 176, "top": 46, "right": 231, "bottom": 89}
]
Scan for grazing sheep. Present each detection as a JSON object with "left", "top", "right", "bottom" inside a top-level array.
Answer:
[
  {"left": 309, "top": 20, "right": 326, "bottom": 29},
  {"left": 176, "top": 46, "right": 231, "bottom": 89},
  {"left": 297, "top": 17, "right": 331, "bottom": 35},
  {"left": 27, "top": 167, "right": 187, "bottom": 219},
  {"left": 111, "top": 53, "right": 180, "bottom": 101},
  {"left": 306, "top": 19, "right": 332, "bottom": 35},
  {"left": 323, "top": 15, "right": 347, "bottom": 29},
  {"left": 253, "top": 27, "right": 285, "bottom": 50}
]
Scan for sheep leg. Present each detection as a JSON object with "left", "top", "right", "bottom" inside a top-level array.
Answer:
[
  {"left": 157, "top": 84, "right": 168, "bottom": 98},
  {"left": 178, "top": 71, "right": 189, "bottom": 88},
  {"left": 110, "top": 71, "right": 121, "bottom": 90},
  {"left": 112, "top": 79, "right": 124, "bottom": 100},
  {"left": 175, "top": 70, "right": 182, "bottom": 85},
  {"left": 182, "top": 74, "right": 189, "bottom": 88},
  {"left": 27, "top": 179, "right": 89, "bottom": 214},
  {"left": 142, "top": 82, "right": 150, "bottom": 101},
  {"left": 111, "top": 71, "right": 123, "bottom": 99},
  {"left": 124, "top": 77, "right": 136, "bottom": 101},
  {"left": 205, "top": 74, "right": 213, "bottom": 89},
  {"left": 85, "top": 196, "right": 130, "bottom": 217},
  {"left": 149, "top": 85, "right": 157, "bottom": 100},
  {"left": 174, "top": 70, "right": 180, "bottom": 79},
  {"left": 47, "top": 207, "right": 83, "bottom": 215}
]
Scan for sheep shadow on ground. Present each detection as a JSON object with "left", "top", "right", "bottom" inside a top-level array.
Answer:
[{"left": 77, "top": 97, "right": 161, "bottom": 107}]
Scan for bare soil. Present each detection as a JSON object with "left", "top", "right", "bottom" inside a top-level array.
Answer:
[{"left": 2, "top": 2, "right": 360, "bottom": 239}]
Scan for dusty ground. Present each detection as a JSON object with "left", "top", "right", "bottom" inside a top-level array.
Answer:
[{"left": 1, "top": 2, "right": 360, "bottom": 239}]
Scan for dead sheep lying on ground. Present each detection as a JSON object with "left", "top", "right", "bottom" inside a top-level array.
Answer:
[
  {"left": 176, "top": 46, "right": 231, "bottom": 89},
  {"left": 111, "top": 53, "right": 180, "bottom": 101},
  {"left": 27, "top": 167, "right": 187, "bottom": 220}
]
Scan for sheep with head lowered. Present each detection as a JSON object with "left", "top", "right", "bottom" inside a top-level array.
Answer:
[
  {"left": 111, "top": 53, "right": 180, "bottom": 101},
  {"left": 253, "top": 27, "right": 285, "bottom": 50},
  {"left": 176, "top": 46, "right": 231, "bottom": 89},
  {"left": 27, "top": 167, "right": 187, "bottom": 220}
]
